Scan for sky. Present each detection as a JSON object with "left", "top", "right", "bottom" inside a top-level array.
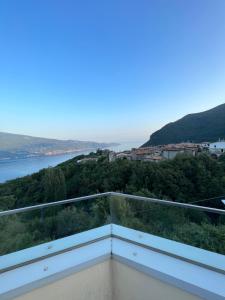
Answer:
[{"left": 0, "top": 0, "right": 225, "bottom": 143}]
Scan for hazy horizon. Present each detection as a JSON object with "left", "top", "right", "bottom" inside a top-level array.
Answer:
[
  {"left": 1, "top": 1, "right": 225, "bottom": 142},
  {"left": 1, "top": 102, "right": 225, "bottom": 144}
]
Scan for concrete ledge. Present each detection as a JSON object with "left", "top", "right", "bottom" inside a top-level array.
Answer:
[
  {"left": 0, "top": 225, "right": 111, "bottom": 272},
  {"left": 0, "top": 239, "right": 111, "bottom": 299},
  {"left": 1, "top": 225, "right": 225, "bottom": 300},
  {"left": 112, "top": 224, "right": 225, "bottom": 274},
  {"left": 112, "top": 238, "right": 225, "bottom": 300}
]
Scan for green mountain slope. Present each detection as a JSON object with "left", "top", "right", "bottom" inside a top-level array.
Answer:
[{"left": 142, "top": 103, "right": 225, "bottom": 146}]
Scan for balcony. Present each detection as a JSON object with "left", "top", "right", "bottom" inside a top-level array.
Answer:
[{"left": 0, "top": 192, "right": 225, "bottom": 300}]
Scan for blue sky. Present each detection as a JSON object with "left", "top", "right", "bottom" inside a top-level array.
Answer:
[{"left": 0, "top": 0, "right": 225, "bottom": 143}]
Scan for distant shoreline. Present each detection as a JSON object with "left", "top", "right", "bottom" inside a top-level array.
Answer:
[
  {"left": 0, "top": 142, "right": 142, "bottom": 183},
  {"left": 0, "top": 143, "right": 120, "bottom": 163},
  {"left": 0, "top": 146, "right": 120, "bottom": 163}
]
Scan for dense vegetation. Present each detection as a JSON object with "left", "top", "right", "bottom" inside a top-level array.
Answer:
[
  {"left": 142, "top": 103, "right": 225, "bottom": 146},
  {"left": 0, "top": 151, "right": 225, "bottom": 255}
]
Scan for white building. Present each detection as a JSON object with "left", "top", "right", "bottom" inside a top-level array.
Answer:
[
  {"left": 201, "top": 142, "right": 210, "bottom": 149},
  {"left": 209, "top": 141, "right": 225, "bottom": 156}
]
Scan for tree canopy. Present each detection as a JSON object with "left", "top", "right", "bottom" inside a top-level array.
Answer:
[{"left": 0, "top": 152, "right": 225, "bottom": 255}]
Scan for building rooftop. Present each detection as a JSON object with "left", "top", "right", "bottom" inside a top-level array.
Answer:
[
  {"left": 162, "top": 143, "right": 199, "bottom": 151},
  {"left": 0, "top": 192, "right": 225, "bottom": 300}
]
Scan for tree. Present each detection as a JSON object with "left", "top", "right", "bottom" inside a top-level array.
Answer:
[{"left": 43, "top": 168, "right": 66, "bottom": 201}]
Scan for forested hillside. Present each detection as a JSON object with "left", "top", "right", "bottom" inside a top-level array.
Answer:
[
  {"left": 0, "top": 151, "right": 225, "bottom": 255},
  {"left": 142, "top": 103, "right": 225, "bottom": 146}
]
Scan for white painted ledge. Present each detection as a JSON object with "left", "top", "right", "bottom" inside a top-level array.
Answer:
[
  {"left": 0, "top": 239, "right": 111, "bottom": 299},
  {"left": 113, "top": 238, "right": 225, "bottom": 300},
  {"left": 0, "top": 225, "right": 111, "bottom": 272},
  {"left": 112, "top": 224, "right": 225, "bottom": 273},
  {"left": 0, "top": 224, "right": 225, "bottom": 300}
]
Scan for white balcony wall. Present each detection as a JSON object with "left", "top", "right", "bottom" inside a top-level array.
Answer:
[{"left": 15, "top": 260, "right": 112, "bottom": 300}]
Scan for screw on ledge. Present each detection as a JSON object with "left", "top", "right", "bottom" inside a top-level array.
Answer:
[{"left": 43, "top": 266, "right": 48, "bottom": 271}]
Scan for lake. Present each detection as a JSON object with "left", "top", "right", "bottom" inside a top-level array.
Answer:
[{"left": 0, "top": 141, "right": 143, "bottom": 183}]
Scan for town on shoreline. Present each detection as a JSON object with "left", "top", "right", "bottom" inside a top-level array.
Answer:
[{"left": 107, "top": 140, "right": 225, "bottom": 163}]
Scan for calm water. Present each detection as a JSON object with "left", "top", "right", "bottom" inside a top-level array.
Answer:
[{"left": 0, "top": 141, "right": 143, "bottom": 183}]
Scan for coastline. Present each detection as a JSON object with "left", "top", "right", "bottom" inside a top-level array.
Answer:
[{"left": 0, "top": 142, "right": 143, "bottom": 183}]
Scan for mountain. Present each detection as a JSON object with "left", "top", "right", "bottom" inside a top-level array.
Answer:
[
  {"left": 0, "top": 132, "right": 118, "bottom": 160},
  {"left": 142, "top": 103, "right": 225, "bottom": 147}
]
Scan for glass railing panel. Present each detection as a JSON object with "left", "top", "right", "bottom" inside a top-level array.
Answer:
[
  {"left": 0, "top": 192, "right": 224, "bottom": 273},
  {"left": 109, "top": 195, "right": 225, "bottom": 255},
  {"left": 0, "top": 196, "right": 110, "bottom": 257}
]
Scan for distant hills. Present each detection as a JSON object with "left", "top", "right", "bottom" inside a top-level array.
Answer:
[
  {"left": 0, "top": 132, "right": 118, "bottom": 161},
  {"left": 142, "top": 103, "right": 225, "bottom": 147}
]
